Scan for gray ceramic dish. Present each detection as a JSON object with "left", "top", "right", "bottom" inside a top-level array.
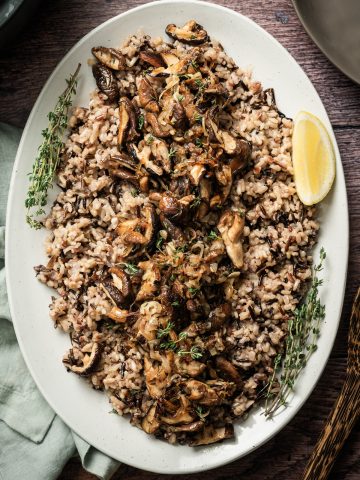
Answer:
[
  {"left": 0, "top": 0, "right": 40, "bottom": 48},
  {"left": 292, "top": 0, "right": 360, "bottom": 85}
]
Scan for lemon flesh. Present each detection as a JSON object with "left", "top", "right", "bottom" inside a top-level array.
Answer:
[{"left": 292, "top": 111, "right": 336, "bottom": 206}]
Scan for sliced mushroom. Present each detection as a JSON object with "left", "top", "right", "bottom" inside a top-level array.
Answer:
[
  {"left": 208, "top": 303, "right": 232, "bottom": 330},
  {"left": 174, "top": 356, "right": 206, "bottom": 377},
  {"left": 190, "top": 424, "right": 234, "bottom": 446},
  {"left": 158, "top": 194, "right": 182, "bottom": 219},
  {"left": 215, "top": 356, "right": 242, "bottom": 385},
  {"left": 145, "top": 112, "right": 171, "bottom": 138},
  {"left": 138, "top": 77, "right": 159, "bottom": 113},
  {"left": 189, "top": 163, "right": 206, "bottom": 186},
  {"left": 139, "top": 50, "right": 166, "bottom": 68},
  {"left": 160, "top": 213, "right": 185, "bottom": 242},
  {"left": 171, "top": 102, "right": 187, "bottom": 130},
  {"left": 183, "top": 380, "right": 221, "bottom": 406},
  {"left": 109, "top": 267, "right": 132, "bottom": 299},
  {"left": 168, "top": 421, "right": 204, "bottom": 433},
  {"left": 213, "top": 164, "right": 232, "bottom": 205},
  {"left": 101, "top": 280, "right": 124, "bottom": 305},
  {"left": 160, "top": 395, "right": 195, "bottom": 425},
  {"left": 91, "top": 47, "right": 126, "bottom": 70},
  {"left": 165, "top": 20, "right": 209, "bottom": 45},
  {"left": 92, "top": 64, "right": 119, "bottom": 102},
  {"left": 118, "top": 97, "right": 138, "bottom": 148},
  {"left": 107, "top": 306, "right": 129, "bottom": 323},
  {"left": 142, "top": 404, "right": 160, "bottom": 434},
  {"left": 221, "top": 131, "right": 252, "bottom": 166},
  {"left": 160, "top": 51, "right": 180, "bottom": 67},
  {"left": 150, "top": 137, "right": 171, "bottom": 173},
  {"left": 129, "top": 143, "right": 163, "bottom": 176},
  {"left": 64, "top": 343, "right": 101, "bottom": 376},
  {"left": 217, "top": 210, "right": 245, "bottom": 269},
  {"left": 136, "top": 260, "right": 161, "bottom": 302}
]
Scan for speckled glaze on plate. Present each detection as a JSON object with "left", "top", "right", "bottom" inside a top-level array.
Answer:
[
  {"left": 292, "top": 0, "right": 360, "bottom": 84},
  {"left": 6, "top": 0, "right": 348, "bottom": 474}
]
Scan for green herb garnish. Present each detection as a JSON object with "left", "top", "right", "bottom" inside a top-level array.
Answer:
[
  {"left": 190, "top": 196, "right": 201, "bottom": 208},
  {"left": 195, "top": 138, "right": 203, "bottom": 147},
  {"left": 146, "top": 134, "right": 154, "bottom": 145},
  {"left": 188, "top": 286, "right": 200, "bottom": 296},
  {"left": 168, "top": 147, "right": 176, "bottom": 159},
  {"left": 178, "top": 345, "right": 202, "bottom": 360},
  {"left": 138, "top": 114, "right": 144, "bottom": 130},
  {"left": 265, "top": 248, "right": 326, "bottom": 416},
  {"left": 157, "top": 321, "right": 175, "bottom": 339},
  {"left": 208, "top": 230, "right": 219, "bottom": 240},
  {"left": 177, "top": 94, "right": 184, "bottom": 102},
  {"left": 25, "top": 64, "right": 81, "bottom": 229},
  {"left": 122, "top": 262, "right": 139, "bottom": 275}
]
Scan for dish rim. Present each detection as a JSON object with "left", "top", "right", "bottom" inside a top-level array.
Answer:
[{"left": 5, "top": 0, "right": 349, "bottom": 473}]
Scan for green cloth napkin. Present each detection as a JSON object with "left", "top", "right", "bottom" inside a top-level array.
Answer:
[{"left": 0, "top": 123, "right": 120, "bottom": 480}]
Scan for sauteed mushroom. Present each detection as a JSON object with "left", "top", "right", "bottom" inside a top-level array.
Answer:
[
  {"left": 92, "top": 64, "right": 119, "bottom": 102},
  {"left": 92, "top": 47, "right": 126, "bottom": 70},
  {"left": 165, "top": 20, "right": 209, "bottom": 45}
]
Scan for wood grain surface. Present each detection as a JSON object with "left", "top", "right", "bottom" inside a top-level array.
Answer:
[{"left": 0, "top": 0, "right": 359, "bottom": 479}]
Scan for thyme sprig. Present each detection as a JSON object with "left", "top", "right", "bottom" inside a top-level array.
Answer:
[
  {"left": 265, "top": 248, "right": 326, "bottom": 416},
  {"left": 25, "top": 64, "right": 81, "bottom": 229}
]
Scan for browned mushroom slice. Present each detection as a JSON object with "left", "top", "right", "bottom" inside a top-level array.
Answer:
[
  {"left": 150, "top": 138, "right": 171, "bottom": 173},
  {"left": 91, "top": 47, "right": 126, "bottom": 70},
  {"left": 118, "top": 98, "right": 129, "bottom": 148},
  {"left": 215, "top": 356, "right": 242, "bottom": 385},
  {"left": 139, "top": 50, "right": 166, "bottom": 68},
  {"left": 183, "top": 379, "right": 221, "bottom": 406},
  {"left": 107, "top": 306, "right": 130, "bottom": 323},
  {"left": 217, "top": 210, "right": 245, "bottom": 269},
  {"left": 189, "top": 163, "right": 206, "bottom": 186},
  {"left": 109, "top": 152, "right": 138, "bottom": 171},
  {"left": 160, "top": 395, "right": 195, "bottom": 425},
  {"left": 109, "top": 267, "right": 132, "bottom": 299},
  {"left": 171, "top": 102, "right": 187, "bottom": 130},
  {"left": 129, "top": 143, "right": 163, "bottom": 176},
  {"left": 221, "top": 131, "right": 252, "bottom": 159},
  {"left": 145, "top": 112, "right": 171, "bottom": 138},
  {"left": 190, "top": 425, "right": 234, "bottom": 446},
  {"left": 92, "top": 64, "right": 119, "bottom": 102},
  {"left": 64, "top": 343, "right": 101, "bottom": 376},
  {"left": 142, "top": 404, "right": 160, "bottom": 434},
  {"left": 213, "top": 164, "right": 232, "bottom": 205},
  {"left": 158, "top": 194, "right": 182, "bottom": 218},
  {"left": 136, "top": 260, "right": 161, "bottom": 302},
  {"left": 208, "top": 303, "right": 232, "bottom": 330},
  {"left": 160, "top": 51, "right": 180, "bottom": 67},
  {"left": 174, "top": 356, "right": 206, "bottom": 377},
  {"left": 101, "top": 280, "right": 124, "bottom": 305},
  {"left": 168, "top": 421, "right": 204, "bottom": 433},
  {"left": 138, "top": 77, "right": 159, "bottom": 113},
  {"left": 160, "top": 213, "right": 185, "bottom": 241},
  {"left": 165, "top": 20, "right": 208, "bottom": 45}
]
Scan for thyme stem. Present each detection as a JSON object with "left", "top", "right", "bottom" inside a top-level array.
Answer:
[
  {"left": 265, "top": 247, "right": 326, "bottom": 416},
  {"left": 25, "top": 64, "right": 81, "bottom": 229}
]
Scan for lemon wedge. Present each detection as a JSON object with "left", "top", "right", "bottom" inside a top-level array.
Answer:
[{"left": 292, "top": 111, "right": 336, "bottom": 206}]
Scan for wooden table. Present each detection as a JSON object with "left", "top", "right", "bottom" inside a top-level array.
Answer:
[{"left": 1, "top": 0, "right": 359, "bottom": 478}]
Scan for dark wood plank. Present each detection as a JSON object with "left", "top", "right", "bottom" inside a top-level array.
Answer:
[{"left": 0, "top": 0, "right": 359, "bottom": 479}]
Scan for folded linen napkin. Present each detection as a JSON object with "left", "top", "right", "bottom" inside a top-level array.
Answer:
[{"left": 0, "top": 123, "right": 120, "bottom": 480}]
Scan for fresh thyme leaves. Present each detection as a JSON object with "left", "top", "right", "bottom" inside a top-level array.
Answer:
[
  {"left": 146, "top": 134, "right": 154, "bottom": 145},
  {"left": 189, "top": 60, "right": 199, "bottom": 70},
  {"left": 193, "top": 112, "right": 203, "bottom": 123},
  {"left": 265, "top": 248, "right": 326, "bottom": 416},
  {"left": 131, "top": 188, "right": 138, "bottom": 197},
  {"left": 171, "top": 301, "right": 180, "bottom": 307},
  {"left": 157, "top": 321, "right": 175, "bottom": 339},
  {"left": 168, "top": 147, "right": 176, "bottom": 159},
  {"left": 156, "top": 235, "right": 164, "bottom": 251},
  {"left": 195, "top": 138, "right": 203, "bottom": 147},
  {"left": 195, "top": 405, "right": 208, "bottom": 420},
  {"left": 122, "top": 262, "right": 139, "bottom": 275},
  {"left": 178, "top": 345, "right": 203, "bottom": 360},
  {"left": 208, "top": 230, "right": 219, "bottom": 240},
  {"left": 188, "top": 286, "right": 200, "bottom": 296},
  {"left": 25, "top": 64, "right": 81, "bottom": 229},
  {"left": 138, "top": 114, "right": 144, "bottom": 130},
  {"left": 177, "top": 94, "right": 184, "bottom": 102},
  {"left": 190, "top": 196, "right": 201, "bottom": 208}
]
